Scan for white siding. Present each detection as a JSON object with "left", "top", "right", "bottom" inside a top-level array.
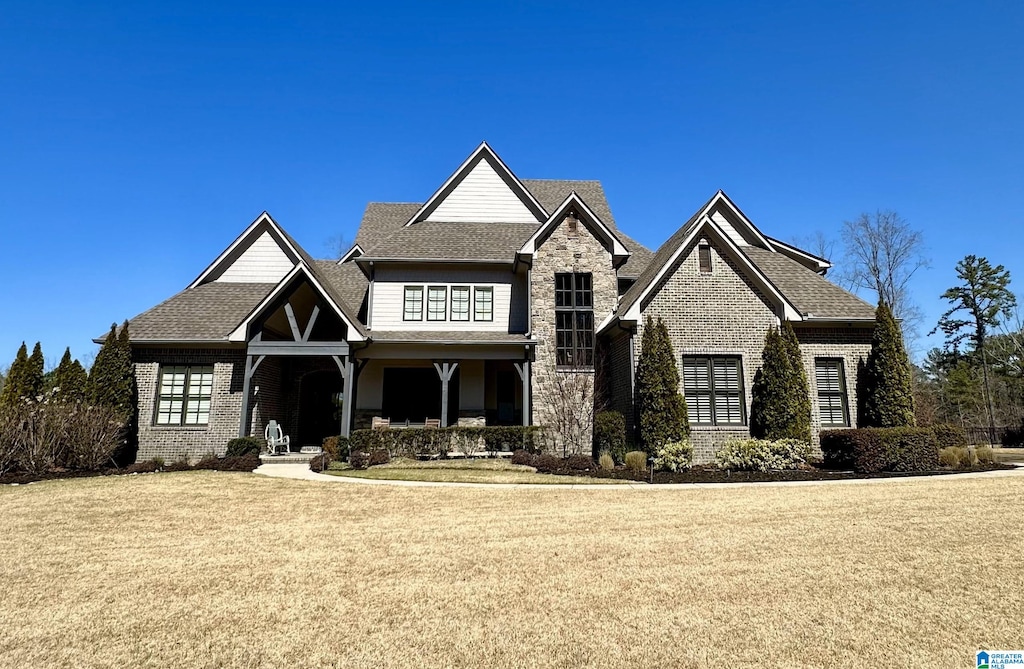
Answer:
[
  {"left": 371, "top": 281, "right": 512, "bottom": 331},
  {"left": 710, "top": 210, "right": 749, "bottom": 247},
  {"left": 424, "top": 158, "right": 539, "bottom": 223},
  {"left": 216, "top": 231, "right": 295, "bottom": 283},
  {"left": 356, "top": 360, "right": 485, "bottom": 412}
]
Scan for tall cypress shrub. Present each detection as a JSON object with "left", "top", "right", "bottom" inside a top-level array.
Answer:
[
  {"left": 53, "top": 348, "right": 88, "bottom": 402},
  {"left": 861, "top": 302, "right": 915, "bottom": 427},
  {"left": 780, "top": 321, "right": 812, "bottom": 442},
  {"left": 25, "top": 342, "right": 45, "bottom": 400},
  {"left": 635, "top": 317, "right": 689, "bottom": 452},
  {"left": 89, "top": 322, "right": 135, "bottom": 414},
  {"left": 750, "top": 324, "right": 812, "bottom": 442},
  {"left": 0, "top": 342, "right": 29, "bottom": 406}
]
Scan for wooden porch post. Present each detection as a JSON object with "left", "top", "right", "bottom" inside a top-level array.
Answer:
[
  {"left": 514, "top": 360, "right": 531, "bottom": 427},
  {"left": 332, "top": 355, "right": 356, "bottom": 438},
  {"left": 434, "top": 361, "right": 459, "bottom": 427},
  {"left": 238, "top": 354, "right": 266, "bottom": 438}
]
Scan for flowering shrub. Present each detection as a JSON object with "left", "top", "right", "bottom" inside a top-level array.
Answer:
[
  {"left": 653, "top": 439, "right": 693, "bottom": 472},
  {"left": 714, "top": 438, "right": 811, "bottom": 472}
]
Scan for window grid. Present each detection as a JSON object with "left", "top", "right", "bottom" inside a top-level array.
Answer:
[
  {"left": 156, "top": 365, "right": 214, "bottom": 426},
  {"left": 403, "top": 286, "right": 423, "bottom": 321},
  {"left": 474, "top": 287, "right": 493, "bottom": 322},
  {"left": 682, "top": 356, "right": 745, "bottom": 425},
  {"left": 451, "top": 286, "right": 470, "bottom": 321},
  {"left": 427, "top": 286, "right": 447, "bottom": 321},
  {"left": 815, "top": 358, "right": 850, "bottom": 427},
  {"left": 555, "top": 273, "right": 594, "bottom": 368}
]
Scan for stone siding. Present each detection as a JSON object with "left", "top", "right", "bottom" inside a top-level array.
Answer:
[
  {"left": 638, "top": 237, "right": 779, "bottom": 463},
  {"left": 134, "top": 347, "right": 246, "bottom": 462},
  {"left": 530, "top": 212, "right": 619, "bottom": 454}
]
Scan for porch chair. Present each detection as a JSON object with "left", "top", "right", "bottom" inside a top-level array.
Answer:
[
  {"left": 264, "top": 420, "right": 291, "bottom": 455},
  {"left": 372, "top": 417, "right": 390, "bottom": 430},
  {"left": 423, "top": 418, "right": 441, "bottom": 429}
]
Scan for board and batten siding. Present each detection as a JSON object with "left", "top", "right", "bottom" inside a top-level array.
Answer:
[
  {"left": 215, "top": 230, "right": 295, "bottom": 283},
  {"left": 424, "top": 158, "right": 539, "bottom": 223}
]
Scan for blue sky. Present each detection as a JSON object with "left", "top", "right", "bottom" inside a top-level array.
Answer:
[{"left": 2, "top": 1, "right": 1023, "bottom": 368}]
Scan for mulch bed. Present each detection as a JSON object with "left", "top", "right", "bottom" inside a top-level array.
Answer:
[{"left": 542, "top": 463, "right": 1017, "bottom": 484}]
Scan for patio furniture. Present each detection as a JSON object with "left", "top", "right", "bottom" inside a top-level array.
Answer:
[
  {"left": 264, "top": 420, "right": 291, "bottom": 455},
  {"left": 424, "top": 418, "right": 441, "bottom": 429},
  {"left": 372, "top": 416, "right": 390, "bottom": 430}
]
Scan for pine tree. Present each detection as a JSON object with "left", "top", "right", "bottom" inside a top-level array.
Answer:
[
  {"left": 25, "top": 342, "right": 45, "bottom": 400},
  {"left": 53, "top": 348, "right": 88, "bottom": 402},
  {"left": 0, "top": 342, "right": 29, "bottom": 406},
  {"left": 635, "top": 317, "right": 689, "bottom": 452},
  {"left": 861, "top": 302, "right": 916, "bottom": 427},
  {"left": 780, "top": 321, "right": 812, "bottom": 442},
  {"left": 88, "top": 323, "right": 134, "bottom": 413}
]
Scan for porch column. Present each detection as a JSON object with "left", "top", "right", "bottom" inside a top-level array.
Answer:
[
  {"left": 238, "top": 354, "right": 266, "bottom": 438},
  {"left": 332, "top": 355, "right": 356, "bottom": 438},
  {"left": 434, "top": 361, "right": 459, "bottom": 427},
  {"left": 514, "top": 360, "right": 531, "bottom": 427}
]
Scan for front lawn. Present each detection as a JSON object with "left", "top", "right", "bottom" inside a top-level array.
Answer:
[
  {"left": 327, "top": 457, "right": 628, "bottom": 484},
  {"left": 1, "top": 472, "right": 1022, "bottom": 668}
]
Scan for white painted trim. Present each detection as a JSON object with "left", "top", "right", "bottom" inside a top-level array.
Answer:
[
  {"left": 227, "top": 264, "right": 367, "bottom": 342},
  {"left": 703, "top": 191, "right": 775, "bottom": 251},
  {"left": 620, "top": 215, "right": 801, "bottom": 324},
  {"left": 188, "top": 212, "right": 301, "bottom": 289},
  {"left": 338, "top": 244, "right": 365, "bottom": 264},
  {"left": 765, "top": 236, "right": 832, "bottom": 271},
  {"left": 405, "top": 142, "right": 548, "bottom": 226},
  {"left": 517, "top": 191, "right": 630, "bottom": 260}
]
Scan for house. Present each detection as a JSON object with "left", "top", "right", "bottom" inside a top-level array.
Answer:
[{"left": 115, "top": 142, "right": 875, "bottom": 463}]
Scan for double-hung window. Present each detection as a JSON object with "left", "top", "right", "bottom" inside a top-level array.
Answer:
[
  {"left": 427, "top": 286, "right": 447, "bottom": 321},
  {"left": 474, "top": 287, "right": 493, "bottom": 321},
  {"left": 682, "top": 356, "right": 745, "bottom": 425},
  {"left": 815, "top": 358, "right": 850, "bottom": 427},
  {"left": 555, "top": 273, "right": 594, "bottom": 367},
  {"left": 451, "top": 286, "right": 470, "bottom": 321},
  {"left": 156, "top": 365, "right": 214, "bottom": 426},
  {"left": 403, "top": 286, "right": 423, "bottom": 321}
]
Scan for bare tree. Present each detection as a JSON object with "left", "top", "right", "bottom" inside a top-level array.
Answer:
[{"left": 837, "top": 210, "right": 929, "bottom": 348}]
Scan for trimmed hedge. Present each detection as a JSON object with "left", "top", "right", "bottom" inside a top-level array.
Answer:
[
  {"left": 226, "top": 436, "right": 265, "bottom": 457},
  {"left": 349, "top": 426, "right": 546, "bottom": 459},
  {"left": 929, "top": 423, "right": 968, "bottom": 449},
  {"left": 820, "top": 427, "right": 938, "bottom": 473}
]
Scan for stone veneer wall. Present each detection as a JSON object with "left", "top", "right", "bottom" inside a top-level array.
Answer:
[
  {"left": 134, "top": 347, "right": 246, "bottom": 462},
  {"left": 530, "top": 212, "right": 619, "bottom": 454},
  {"left": 794, "top": 325, "right": 873, "bottom": 450},
  {"left": 638, "top": 237, "right": 779, "bottom": 463}
]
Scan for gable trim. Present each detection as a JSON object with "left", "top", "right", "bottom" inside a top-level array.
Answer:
[
  {"left": 405, "top": 142, "right": 548, "bottom": 225},
  {"left": 517, "top": 191, "right": 630, "bottom": 262},
  {"left": 338, "top": 243, "right": 365, "bottom": 264},
  {"left": 227, "top": 264, "right": 367, "bottom": 343},
  {"left": 188, "top": 212, "right": 300, "bottom": 289},
  {"left": 765, "top": 236, "right": 832, "bottom": 273}
]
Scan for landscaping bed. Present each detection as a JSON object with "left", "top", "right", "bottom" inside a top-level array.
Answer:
[{"left": 0, "top": 453, "right": 262, "bottom": 485}]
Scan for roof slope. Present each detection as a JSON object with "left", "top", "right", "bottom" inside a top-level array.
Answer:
[
  {"left": 314, "top": 260, "right": 369, "bottom": 318},
  {"left": 743, "top": 247, "right": 875, "bottom": 319},
  {"left": 125, "top": 283, "right": 276, "bottom": 342},
  {"left": 360, "top": 222, "right": 539, "bottom": 261}
]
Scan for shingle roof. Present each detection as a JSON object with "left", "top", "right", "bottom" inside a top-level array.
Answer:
[
  {"left": 314, "top": 260, "right": 369, "bottom": 320},
  {"left": 369, "top": 331, "right": 534, "bottom": 344},
  {"left": 124, "top": 282, "right": 275, "bottom": 342},
  {"left": 353, "top": 203, "right": 421, "bottom": 255},
  {"left": 359, "top": 221, "right": 539, "bottom": 262},
  {"left": 521, "top": 180, "right": 616, "bottom": 227},
  {"left": 742, "top": 247, "right": 876, "bottom": 319}
]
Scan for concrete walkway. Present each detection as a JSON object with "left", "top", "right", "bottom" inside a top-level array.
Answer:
[{"left": 254, "top": 462, "right": 1024, "bottom": 490}]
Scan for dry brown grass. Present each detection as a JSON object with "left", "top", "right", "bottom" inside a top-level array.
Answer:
[
  {"left": 328, "top": 457, "right": 625, "bottom": 484},
  {"left": 1, "top": 472, "right": 1023, "bottom": 668}
]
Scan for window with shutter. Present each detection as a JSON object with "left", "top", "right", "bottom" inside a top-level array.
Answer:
[
  {"left": 682, "top": 355, "right": 745, "bottom": 425},
  {"left": 815, "top": 358, "right": 849, "bottom": 427}
]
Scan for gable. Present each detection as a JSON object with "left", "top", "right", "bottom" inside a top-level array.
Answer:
[
  {"left": 423, "top": 155, "right": 540, "bottom": 223},
  {"left": 216, "top": 230, "right": 296, "bottom": 283}
]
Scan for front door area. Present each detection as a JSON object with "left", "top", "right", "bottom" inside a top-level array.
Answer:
[{"left": 298, "top": 370, "right": 343, "bottom": 447}]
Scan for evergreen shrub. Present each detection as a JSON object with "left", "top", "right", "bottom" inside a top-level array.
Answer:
[
  {"left": 593, "top": 411, "right": 626, "bottom": 462},
  {"left": 226, "top": 437, "right": 265, "bottom": 457},
  {"left": 635, "top": 317, "right": 689, "bottom": 452},
  {"left": 652, "top": 439, "right": 693, "bottom": 472},
  {"left": 714, "top": 438, "right": 811, "bottom": 472},
  {"left": 929, "top": 423, "right": 968, "bottom": 449},
  {"left": 820, "top": 428, "right": 937, "bottom": 473}
]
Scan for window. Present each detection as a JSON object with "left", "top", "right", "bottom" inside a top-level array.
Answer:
[
  {"left": 427, "top": 286, "right": 447, "bottom": 321},
  {"left": 451, "top": 286, "right": 470, "bottom": 321},
  {"left": 403, "top": 286, "right": 423, "bottom": 321},
  {"left": 699, "top": 245, "right": 712, "bottom": 273},
  {"left": 815, "top": 358, "right": 850, "bottom": 427},
  {"left": 155, "top": 365, "right": 213, "bottom": 426},
  {"left": 474, "top": 287, "right": 493, "bottom": 321},
  {"left": 555, "top": 273, "right": 594, "bottom": 367},
  {"left": 682, "top": 356, "right": 745, "bottom": 425}
]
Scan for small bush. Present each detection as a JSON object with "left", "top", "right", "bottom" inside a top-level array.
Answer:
[
  {"left": 593, "top": 411, "right": 626, "bottom": 461},
  {"left": 938, "top": 447, "right": 960, "bottom": 468},
  {"left": 350, "top": 451, "right": 370, "bottom": 469},
  {"left": 624, "top": 450, "right": 648, "bottom": 474},
  {"left": 511, "top": 449, "right": 535, "bottom": 466},
  {"left": 929, "top": 423, "right": 968, "bottom": 449},
  {"left": 976, "top": 446, "right": 995, "bottom": 464},
  {"left": 368, "top": 449, "right": 390, "bottom": 466},
  {"left": 164, "top": 459, "right": 191, "bottom": 472},
  {"left": 653, "top": 439, "right": 693, "bottom": 472},
  {"left": 532, "top": 454, "right": 562, "bottom": 473},
  {"left": 321, "top": 436, "right": 350, "bottom": 463},
  {"left": 125, "top": 459, "right": 160, "bottom": 474},
  {"left": 308, "top": 452, "right": 330, "bottom": 472},
  {"left": 193, "top": 454, "right": 261, "bottom": 472},
  {"left": 958, "top": 447, "right": 979, "bottom": 468},
  {"left": 820, "top": 428, "right": 937, "bottom": 473},
  {"left": 598, "top": 452, "right": 615, "bottom": 470},
  {"left": 715, "top": 438, "right": 810, "bottom": 472},
  {"left": 565, "top": 454, "right": 594, "bottom": 471},
  {"left": 226, "top": 436, "right": 264, "bottom": 457}
]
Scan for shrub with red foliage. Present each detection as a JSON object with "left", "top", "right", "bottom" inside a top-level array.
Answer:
[
  {"left": 565, "top": 455, "right": 595, "bottom": 471},
  {"left": 368, "top": 449, "right": 390, "bottom": 466},
  {"left": 511, "top": 449, "right": 536, "bottom": 466}
]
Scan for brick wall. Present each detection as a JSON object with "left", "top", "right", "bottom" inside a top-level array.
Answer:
[
  {"left": 530, "top": 212, "right": 619, "bottom": 454},
  {"left": 638, "top": 237, "right": 779, "bottom": 462},
  {"left": 133, "top": 347, "right": 246, "bottom": 462},
  {"left": 606, "top": 328, "right": 636, "bottom": 444}
]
